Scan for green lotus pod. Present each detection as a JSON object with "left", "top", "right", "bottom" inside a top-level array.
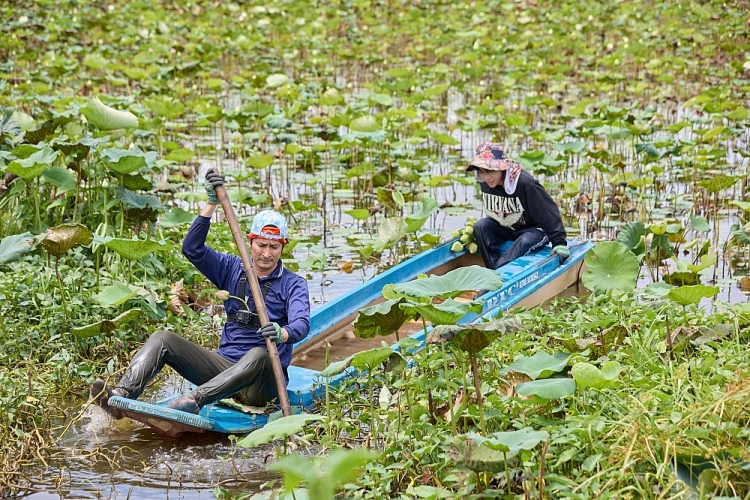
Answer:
[
  {"left": 452, "top": 229, "right": 462, "bottom": 238},
  {"left": 451, "top": 241, "right": 465, "bottom": 253},
  {"left": 468, "top": 242, "right": 478, "bottom": 254},
  {"left": 460, "top": 234, "right": 471, "bottom": 244},
  {"left": 464, "top": 225, "right": 474, "bottom": 236}
]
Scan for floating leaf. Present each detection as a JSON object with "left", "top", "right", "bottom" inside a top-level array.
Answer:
[
  {"left": 72, "top": 309, "right": 142, "bottom": 337},
  {"left": 81, "top": 96, "right": 138, "bottom": 130},
  {"left": 0, "top": 232, "right": 36, "bottom": 264},
  {"left": 41, "top": 223, "right": 93, "bottom": 257},
  {"left": 582, "top": 241, "right": 640, "bottom": 294},
  {"left": 237, "top": 413, "right": 323, "bottom": 448}
]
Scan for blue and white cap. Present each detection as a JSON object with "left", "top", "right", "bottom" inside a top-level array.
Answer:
[{"left": 248, "top": 210, "right": 288, "bottom": 243}]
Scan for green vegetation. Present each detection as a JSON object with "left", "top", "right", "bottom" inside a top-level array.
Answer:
[{"left": 1, "top": 0, "right": 749, "bottom": 497}]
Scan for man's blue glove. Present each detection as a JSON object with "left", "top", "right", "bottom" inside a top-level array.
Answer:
[
  {"left": 259, "top": 321, "right": 283, "bottom": 344},
  {"left": 204, "top": 169, "right": 224, "bottom": 204},
  {"left": 552, "top": 245, "right": 570, "bottom": 264}
]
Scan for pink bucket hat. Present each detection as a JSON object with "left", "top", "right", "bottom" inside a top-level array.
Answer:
[{"left": 466, "top": 142, "right": 524, "bottom": 195}]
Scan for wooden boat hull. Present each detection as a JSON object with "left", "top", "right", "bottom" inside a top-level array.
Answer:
[{"left": 108, "top": 240, "right": 593, "bottom": 438}]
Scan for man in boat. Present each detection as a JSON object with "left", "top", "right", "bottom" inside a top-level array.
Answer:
[
  {"left": 467, "top": 142, "right": 569, "bottom": 276},
  {"left": 90, "top": 171, "right": 311, "bottom": 416}
]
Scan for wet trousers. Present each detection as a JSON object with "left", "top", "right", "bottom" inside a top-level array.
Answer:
[
  {"left": 115, "top": 330, "right": 278, "bottom": 408},
  {"left": 473, "top": 218, "right": 549, "bottom": 270}
]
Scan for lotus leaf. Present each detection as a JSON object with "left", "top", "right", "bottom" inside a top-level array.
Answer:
[
  {"left": 582, "top": 241, "right": 640, "bottom": 293},
  {"left": 388, "top": 266, "right": 503, "bottom": 301},
  {"left": 160, "top": 208, "right": 196, "bottom": 228},
  {"left": 666, "top": 284, "right": 720, "bottom": 306},
  {"left": 405, "top": 197, "right": 439, "bottom": 233},
  {"left": 0, "top": 232, "right": 36, "bottom": 264},
  {"left": 354, "top": 298, "right": 414, "bottom": 339},
  {"left": 349, "top": 115, "right": 379, "bottom": 133},
  {"left": 42, "top": 167, "right": 77, "bottom": 192},
  {"left": 454, "top": 428, "right": 549, "bottom": 471},
  {"left": 80, "top": 96, "right": 138, "bottom": 130},
  {"left": 41, "top": 223, "right": 94, "bottom": 257},
  {"left": 427, "top": 317, "right": 522, "bottom": 354},
  {"left": 7, "top": 146, "right": 58, "bottom": 180},
  {"left": 94, "top": 284, "right": 138, "bottom": 307},
  {"left": 237, "top": 413, "right": 324, "bottom": 448},
  {"left": 515, "top": 378, "right": 577, "bottom": 400},
  {"left": 103, "top": 238, "right": 167, "bottom": 261},
  {"left": 72, "top": 309, "right": 142, "bottom": 338},
  {"left": 571, "top": 361, "right": 622, "bottom": 389},
  {"left": 401, "top": 298, "right": 483, "bottom": 327},
  {"left": 501, "top": 351, "right": 571, "bottom": 380},
  {"left": 266, "top": 74, "right": 289, "bottom": 88},
  {"left": 378, "top": 217, "right": 407, "bottom": 248}
]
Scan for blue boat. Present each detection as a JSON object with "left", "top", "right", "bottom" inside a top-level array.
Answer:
[{"left": 108, "top": 239, "right": 593, "bottom": 438}]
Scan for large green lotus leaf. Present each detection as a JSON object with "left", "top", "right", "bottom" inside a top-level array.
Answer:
[
  {"left": 345, "top": 208, "right": 370, "bottom": 221},
  {"left": 427, "top": 317, "right": 522, "bottom": 354},
  {"left": 501, "top": 351, "right": 570, "bottom": 380},
  {"left": 378, "top": 217, "right": 407, "bottom": 248},
  {"left": 102, "top": 148, "right": 156, "bottom": 175},
  {"left": 7, "top": 147, "right": 58, "bottom": 180},
  {"left": 667, "top": 284, "right": 719, "bottom": 306},
  {"left": 103, "top": 238, "right": 167, "bottom": 260},
  {"left": 43, "top": 166, "right": 77, "bottom": 192},
  {"left": 730, "top": 200, "right": 750, "bottom": 214},
  {"left": 72, "top": 308, "right": 142, "bottom": 337},
  {"left": 237, "top": 413, "right": 324, "bottom": 448},
  {"left": 582, "top": 241, "right": 640, "bottom": 294},
  {"left": 41, "top": 223, "right": 94, "bottom": 257},
  {"left": 80, "top": 96, "right": 138, "bottom": 130},
  {"left": 402, "top": 298, "right": 483, "bottom": 326},
  {"left": 0, "top": 232, "right": 36, "bottom": 264},
  {"left": 160, "top": 208, "right": 196, "bottom": 228},
  {"left": 698, "top": 174, "right": 736, "bottom": 194},
  {"left": 389, "top": 266, "right": 503, "bottom": 300},
  {"left": 405, "top": 197, "right": 439, "bottom": 233},
  {"left": 349, "top": 115, "right": 380, "bottom": 133},
  {"left": 95, "top": 283, "right": 138, "bottom": 307},
  {"left": 404, "top": 486, "right": 453, "bottom": 499},
  {"left": 663, "top": 271, "right": 700, "bottom": 287},
  {"left": 145, "top": 97, "right": 185, "bottom": 119},
  {"left": 571, "top": 361, "right": 622, "bottom": 389},
  {"left": 515, "top": 378, "right": 576, "bottom": 400},
  {"left": 354, "top": 298, "right": 413, "bottom": 338}
]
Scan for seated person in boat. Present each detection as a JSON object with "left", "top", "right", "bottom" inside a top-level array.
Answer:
[
  {"left": 466, "top": 142, "right": 569, "bottom": 270},
  {"left": 91, "top": 171, "right": 310, "bottom": 416}
]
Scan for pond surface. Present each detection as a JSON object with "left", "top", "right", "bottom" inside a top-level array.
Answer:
[{"left": 23, "top": 184, "right": 750, "bottom": 499}]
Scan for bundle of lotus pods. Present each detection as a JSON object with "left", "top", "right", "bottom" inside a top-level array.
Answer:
[{"left": 450, "top": 216, "right": 478, "bottom": 254}]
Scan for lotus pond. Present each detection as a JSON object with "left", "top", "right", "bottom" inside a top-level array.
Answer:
[{"left": 2, "top": 0, "right": 750, "bottom": 498}]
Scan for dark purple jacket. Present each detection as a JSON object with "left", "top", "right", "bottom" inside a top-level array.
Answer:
[{"left": 182, "top": 216, "right": 310, "bottom": 383}]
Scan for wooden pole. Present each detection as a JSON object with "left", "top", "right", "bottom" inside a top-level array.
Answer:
[{"left": 213, "top": 182, "right": 292, "bottom": 417}]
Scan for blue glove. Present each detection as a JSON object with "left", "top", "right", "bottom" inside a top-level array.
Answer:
[
  {"left": 260, "top": 321, "right": 283, "bottom": 344},
  {"left": 552, "top": 245, "right": 570, "bottom": 264},
  {"left": 204, "top": 169, "right": 224, "bottom": 204}
]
